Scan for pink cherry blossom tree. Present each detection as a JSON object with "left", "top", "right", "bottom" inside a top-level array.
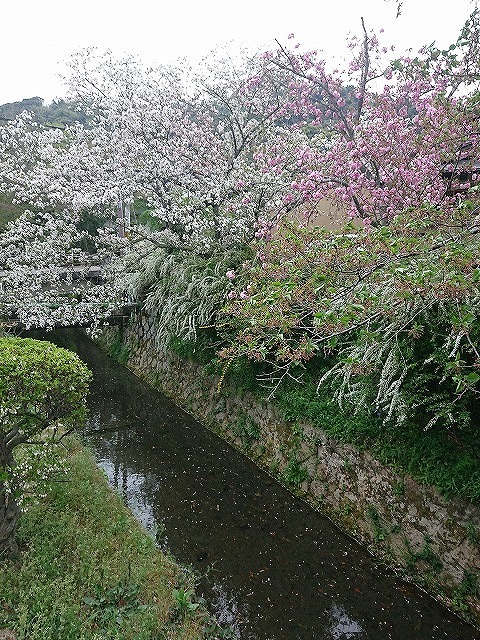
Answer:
[
  {"left": 221, "top": 10, "right": 480, "bottom": 429},
  {"left": 252, "top": 10, "right": 480, "bottom": 226}
]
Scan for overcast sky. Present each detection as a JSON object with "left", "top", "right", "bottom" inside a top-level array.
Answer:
[{"left": 1, "top": 0, "right": 477, "bottom": 105}]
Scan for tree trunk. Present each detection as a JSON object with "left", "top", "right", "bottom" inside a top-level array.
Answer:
[{"left": 0, "top": 444, "right": 20, "bottom": 557}]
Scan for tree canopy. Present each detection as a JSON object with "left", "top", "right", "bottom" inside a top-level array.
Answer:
[{"left": 0, "top": 10, "right": 479, "bottom": 434}]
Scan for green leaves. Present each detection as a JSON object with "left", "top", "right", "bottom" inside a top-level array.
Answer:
[
  {"left": 171, "top": 588, "right": 200, "bottom": 619},
  {"left": 0, "top": 337, "right": 91, "bottom": 440},
  {"left": 223, "top": 201, "right": 480, "bottom": 430},
  {"left": 0, "top": 338, "right": 91, "bottom": 549},
  {"left": 83, "top": 578, "right": 146, "bottom": 626},
  {"left": 464, "top": 372, "right": 480, "bottom": 384}
]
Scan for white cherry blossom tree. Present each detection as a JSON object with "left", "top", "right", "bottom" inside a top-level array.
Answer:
[{"left": 0, "top": 49, "right": 301, "bottom": 330}]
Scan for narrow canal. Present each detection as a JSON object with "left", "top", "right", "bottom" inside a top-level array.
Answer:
[{"left": 47, "top": 330, "right": 479, "bottom": 640}]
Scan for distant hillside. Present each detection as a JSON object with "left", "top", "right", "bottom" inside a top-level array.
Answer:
[
  {"left": 0, "top": 192, "right": 25, "bottom": 230},
  {"left": 0, "top": 96, "right": 88, "bottom": 127}
]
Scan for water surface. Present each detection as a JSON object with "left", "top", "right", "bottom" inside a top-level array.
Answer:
[{"left": 47, "top": 330, "right": 480, "bottom": 640}]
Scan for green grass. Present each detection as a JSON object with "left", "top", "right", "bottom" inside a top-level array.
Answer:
[
  {"left": 0, "top": 440, "right": 218, "bottom": 640},
  {"left": 107, "top": 331, "right": 131, "bottom": 365}
]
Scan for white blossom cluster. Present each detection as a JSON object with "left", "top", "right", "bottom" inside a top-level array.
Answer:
[
  {"left": 0, "top": 49, "right": 305, "bottom": 328},
  {"left": 0, "top": 207, "right": 125, "bottom": 329},
  {"left": 4, "top": 441, "right": 69, "bottom": 511}
]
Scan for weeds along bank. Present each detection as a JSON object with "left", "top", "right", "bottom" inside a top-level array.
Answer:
[
  {"left": 99, "top": 315, "right": 480, "bottom": 625},
  {"left": 0, "top": 438, "right": 218, "bottom": 640}
]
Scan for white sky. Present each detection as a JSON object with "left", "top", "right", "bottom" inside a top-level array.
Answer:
[{"left": 1, "top": 0, "right": 477, "bottom": 104}]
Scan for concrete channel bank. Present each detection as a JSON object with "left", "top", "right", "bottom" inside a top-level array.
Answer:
[{"left": 98, "top": 312, "right": 480, "bottom": 624}]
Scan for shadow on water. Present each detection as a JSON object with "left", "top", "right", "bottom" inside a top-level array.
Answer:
[{"left": 38, "top": 330, "right": 480, "bottom": 640}]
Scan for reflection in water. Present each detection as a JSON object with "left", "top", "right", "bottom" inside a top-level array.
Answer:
[
  {"left": 100, "top": 456, "right": 157, "bottom": 537},
  {"left": 40, "top": 330, "right": 480, "bottom": 640},
  {"left": 211, "top": 582, "right": 250, "bottom": 639},
  {"left": 327, "top": 604, "right": 364, "bottom": 639}
]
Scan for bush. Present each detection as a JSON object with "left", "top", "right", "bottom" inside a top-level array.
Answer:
[{"left": 0, "top": 337, "right": 91, "bottom": 554}]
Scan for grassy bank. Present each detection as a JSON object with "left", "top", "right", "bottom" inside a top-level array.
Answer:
[{"left": 0, "top": 440, "right": 222, "bottom": 640}]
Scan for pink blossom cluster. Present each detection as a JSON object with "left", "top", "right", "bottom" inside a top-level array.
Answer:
[{"left": 253, "top": 19, "right": 480, "bottom": 225}]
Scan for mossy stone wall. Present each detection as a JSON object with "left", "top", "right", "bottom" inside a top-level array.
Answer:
[{"left": 99, "top": 314, "right": 480, "bottom": 623}]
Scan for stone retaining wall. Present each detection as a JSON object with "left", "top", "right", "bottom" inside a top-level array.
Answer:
[{"left": 100, "top": 313, "right": 480, "bottom": 623}]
